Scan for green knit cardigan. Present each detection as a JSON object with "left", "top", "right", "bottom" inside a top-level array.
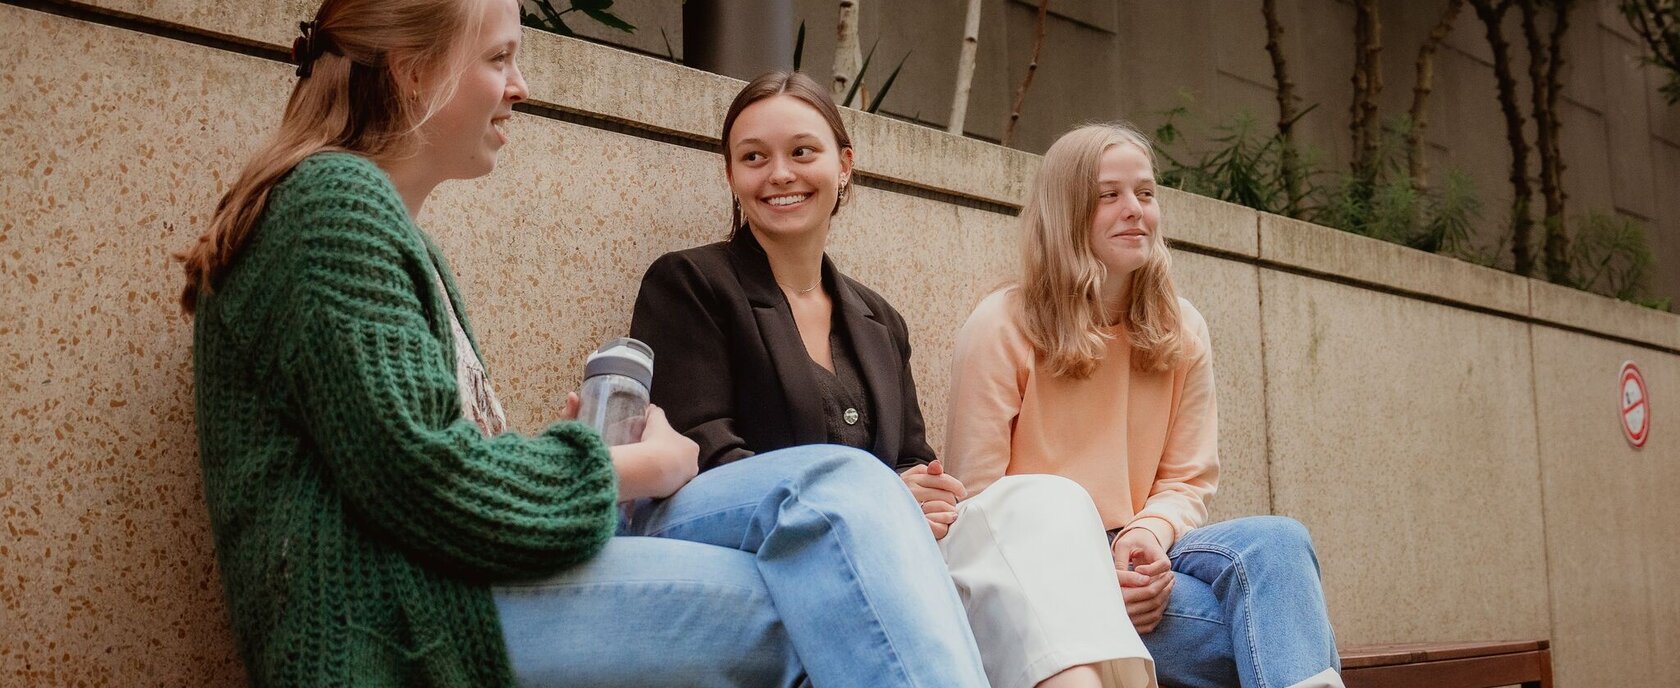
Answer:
[{"left": 192, "top": 152, "right": 617, "bottom": 687}]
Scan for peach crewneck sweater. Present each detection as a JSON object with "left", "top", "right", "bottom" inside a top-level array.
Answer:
[{"left": 944, "top": 289, "right": 1219, "bottom": 550}]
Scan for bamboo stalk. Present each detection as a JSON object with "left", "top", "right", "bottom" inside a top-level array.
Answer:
[
  {"left": 1003, "top": 0, "right": 1050, "bottom": 147},
  {"left": 1408, "top": 0, "right": 1467, "bottom": 188},
  {"left": 1262, "top": 0, "right": 1303, "bottom": 215},
  {"left": 948, "top": 0, "right": 983, "bottom": 135},
  {"left": 834, "top": 0, "right": 864, "bottom": 106},
  {"left": 1470, "top": 0, "right": 1536, "bottom": 275}
]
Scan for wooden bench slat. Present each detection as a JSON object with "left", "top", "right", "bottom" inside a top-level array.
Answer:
[
  {"left": 1342, "top": 648, "right": 1552, "bottom": 688},
  {"left": 1340, "top": 640, "right": 1549, "bottom": 668}
]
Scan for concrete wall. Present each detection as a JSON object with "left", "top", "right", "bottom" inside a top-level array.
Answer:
[{"left": 3, "top": 2, "right": 1678, "bottom": 685}]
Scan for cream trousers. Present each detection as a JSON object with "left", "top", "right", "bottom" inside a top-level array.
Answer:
[{"left": 938, "top": 474, "right": 1156, "bottom": 688}]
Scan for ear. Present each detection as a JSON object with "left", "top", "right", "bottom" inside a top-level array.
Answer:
[
  {"left": 386, "top": 52, "right": 427, "bottom": 98},
  {"left": 838, "top": 146, "right": 855, "bottom": 180}
]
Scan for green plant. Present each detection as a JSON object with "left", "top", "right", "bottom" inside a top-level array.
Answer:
[
  {"left": 1568, "top": 211, "right": 1671, "bottom": 309},
  {"left": 787, "top": 23, "right": 905, "bottom": 115},
  {"left": 1156, "top": 107, "right": 1483, "bottom": 262},
  {"left": 1154, "top": 108, "right": 1306, "bottom": 216},
  {"left": 521, "top": 0, "right": 634, "bottom": 37}
]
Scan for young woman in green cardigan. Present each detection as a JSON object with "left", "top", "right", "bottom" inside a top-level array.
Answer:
[{"left": 176, "top": 0, "right": 988, "bottom": 686}]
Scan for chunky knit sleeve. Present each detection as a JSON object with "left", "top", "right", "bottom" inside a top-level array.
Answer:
[{"left": 270, "top": 155, "right": 617, "bottom": 581}]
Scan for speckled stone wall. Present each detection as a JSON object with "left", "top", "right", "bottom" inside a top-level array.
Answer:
[{"left": 6, "top": 3, "right": 1680, "bottom": 687}]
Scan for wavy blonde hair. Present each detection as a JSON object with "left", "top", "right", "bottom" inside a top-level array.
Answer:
[
  {"left": 176, "top": 0, "right": 486, "bottom": 314},
  {"left": 1014, "top": 122, "right": 1193, "bottom": 377}
]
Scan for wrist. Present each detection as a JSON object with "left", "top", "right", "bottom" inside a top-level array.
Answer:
[{"left": 609, "top": 443, "right": 663, "bottom": 501}]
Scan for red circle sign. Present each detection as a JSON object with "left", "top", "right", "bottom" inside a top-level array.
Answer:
[{"left": 1620, "top": 361, "right": 1649, "bottom": 448}]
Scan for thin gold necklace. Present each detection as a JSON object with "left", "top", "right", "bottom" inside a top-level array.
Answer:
[{"left": 778, "top": 280, "right": 820, "bottom": 295}]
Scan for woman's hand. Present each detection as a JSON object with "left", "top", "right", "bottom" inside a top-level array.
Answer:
[
  {"left": 559, "top": 391, "right": 581, "bottom": 421},
  {"left": 1113, "top": 527, "right": 1174, "bottom": 633},
  {"left": 901, "top": 460, "right": 966, "bottom": 540},
  {"left": 609, "top": 405, "right": 700, "bottom": 501}
]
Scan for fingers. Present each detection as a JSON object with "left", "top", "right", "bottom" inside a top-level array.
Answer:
[
  {"left": 1131, "top": 557, "right": 1171, "bottom": 577},
  {"left": 908, "top": 486, "right": 961, "bottom": 506},
  {"left": 926, "top": 459, "right": 943, "bottom": 475},
  {"left": 928, "top": 518, "right": 950, "bottom": 540},
  {"left": 905, "top": 472, "right": 967, "bottom": 500},
  {"left": 562, "top": 392, "right": 580, "bottom": 420},
  {"left": 1115, "top": 569, "right": 1152, "bottom": 587},
  {"left": 921, "top": 500, "right": 957, "bottom": 519}
]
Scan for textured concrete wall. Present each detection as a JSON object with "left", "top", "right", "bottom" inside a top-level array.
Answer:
[{"left": 5, "top": 3, "right": 1680, "bottom": 686}]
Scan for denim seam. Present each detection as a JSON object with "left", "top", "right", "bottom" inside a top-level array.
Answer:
[
  {"left": 1173, "top": 541, "right": 1268, "bottom": 688},
  {"left": 1160, "top": 610, "right": 1225, "bottom": 625}
]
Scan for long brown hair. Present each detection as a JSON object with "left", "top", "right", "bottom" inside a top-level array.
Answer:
[
  {"left": 1014, "top": 123, "right": 1194, "bottom": 377},
  {"left": 719, "top": 71, "right": 853, "bottom": 237},
  {"left": 176, "top": 0, "right": 485, "bottom": 314}
]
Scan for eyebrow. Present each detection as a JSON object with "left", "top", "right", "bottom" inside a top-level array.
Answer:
[{"left": 735, "top": 133, "right": 824, "bottom": 147}]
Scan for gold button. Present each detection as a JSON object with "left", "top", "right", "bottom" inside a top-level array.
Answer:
[{"left": 843, "top": 408, "right": 859, "bottom": 425}]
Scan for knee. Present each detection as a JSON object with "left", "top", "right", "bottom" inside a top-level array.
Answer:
[
  {"left": 770, "top": 444, "right": 911, "bottom": 501},
  {"left": 1240, "top": 515, "right": 1317, "bottom": 558},
  {"left": 972, "top": 474, "right": 1102, "bottom": 525}
]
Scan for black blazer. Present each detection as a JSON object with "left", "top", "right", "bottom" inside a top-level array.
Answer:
[{"left": 630, "top": 230, "right": 937, "bottom": 473}]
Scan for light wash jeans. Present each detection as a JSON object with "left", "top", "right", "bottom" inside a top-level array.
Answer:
[
  {"left": 1141, "top": 516, "right": 1341, "bottom": 688},
  {"left": 493, "top": 445, "right": 989, "bottom": 688}
]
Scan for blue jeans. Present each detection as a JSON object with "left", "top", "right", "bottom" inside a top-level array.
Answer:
[
  {"left": 493, "top": 445, "right": 989, "bottom": 688},
  {"left": 1142, "top": 516, "right": 1341, "bottom": 688}
]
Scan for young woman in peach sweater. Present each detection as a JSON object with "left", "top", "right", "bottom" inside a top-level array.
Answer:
[{"left": 945, "top": 123, "right": 1344, "bottom": 688}]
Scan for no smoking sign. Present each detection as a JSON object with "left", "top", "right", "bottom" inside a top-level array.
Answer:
[{"left": 1621, "top": 361, "right": 1649, "bottom": 448}]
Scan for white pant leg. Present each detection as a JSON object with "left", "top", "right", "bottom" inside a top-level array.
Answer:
[{"left": 938, "top": 474, "right": 1157, "bottom": 688}]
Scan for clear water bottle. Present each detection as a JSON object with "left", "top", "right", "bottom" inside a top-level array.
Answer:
[{"left": 576, "top": 337, "right": 653, "bottom": 446}]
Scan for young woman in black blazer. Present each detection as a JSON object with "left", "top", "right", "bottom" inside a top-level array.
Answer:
[{"left": 631, "top": 72, "right": 1157, "bottom": 688}]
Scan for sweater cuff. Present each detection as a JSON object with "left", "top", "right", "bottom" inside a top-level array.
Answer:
[{"left": 1122, "top": 515, "right": 1177, "bottom": 551}]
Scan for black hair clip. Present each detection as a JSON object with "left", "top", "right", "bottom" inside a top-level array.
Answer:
[{"left": 291, "top": 20, "right": 327, "bottom": 78}]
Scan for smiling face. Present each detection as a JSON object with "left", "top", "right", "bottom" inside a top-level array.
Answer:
[
  {"left": 412, "top": 0, "right": 528, "bottom": 181},
  {"left": 1087, "top": 142, "right": 1160, "bottom": 280},
  {"left": 726, "top": 94, "right": 854, "bottom": 241}
]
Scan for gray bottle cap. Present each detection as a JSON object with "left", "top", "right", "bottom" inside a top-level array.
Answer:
[{"left": 583, "top": 337, "right": 654, "bottom": 388}]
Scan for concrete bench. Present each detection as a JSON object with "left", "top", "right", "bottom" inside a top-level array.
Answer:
[{"left": 1340, "top": 640, "right": 1552, "bottom": 688}]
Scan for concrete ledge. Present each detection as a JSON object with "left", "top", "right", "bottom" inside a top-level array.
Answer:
[
  {"left": 1259, "top": 213, "right": 1532, "bottom": 317},
  {"left": 1163, "top": 187, "right": 1259, "bottom": 257},
  {"left": 1529, "top": 278, "right": 1680, "bottom": 352},
  {"left": 74, "top": 0, "right": 1038, "bottom": 210}
]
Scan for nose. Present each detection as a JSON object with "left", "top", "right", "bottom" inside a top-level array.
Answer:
[
  {"left": 507, "top": 62, "right": 529, "bottom": 103},
  {"left": 1118, "top": 194, "right": 1142, "bottom": 221},
  {"left": 768, "top": 156, "right": 796, "bottom": 184}
]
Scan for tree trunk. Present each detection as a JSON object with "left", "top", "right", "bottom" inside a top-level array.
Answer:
[
  {"left": 948, "top": 0, "right": 983, "bottom": 135},
  {"left": 1409, "top": 0, "right": 1467, "bottom": 189},
  {"left": 833, "top": 0, "right": 864, "bottom": 107},
  {"left": 1349, "top": 0, "right": 1384, "bottom": 181},
  {"left": 1470, "top": 0, "right": 1536, "bottom": 275},
  {"left": 1002, "top": 0, "right": 1050, "bottom": 147},
  {"left": 1524, "top": 0, "right": 1574, "bottom": 282},
  {"left": 1263, "top": 0, "right": 1304, "bottom": 215}
]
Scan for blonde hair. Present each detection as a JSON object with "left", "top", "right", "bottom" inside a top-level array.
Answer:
[
  {"left": 176, "top": 0, "right": 486, "bottom": 314},
  {"left": 1013, "top": 122, "right": 1193, "bottom": 377}
]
